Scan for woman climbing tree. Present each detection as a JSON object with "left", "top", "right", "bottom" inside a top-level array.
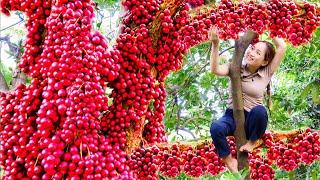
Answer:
[{"left": 208, "top": 27, "right": 287, "bottom": 173}]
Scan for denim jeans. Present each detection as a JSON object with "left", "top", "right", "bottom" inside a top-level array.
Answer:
[{"left": 210, "top": 105, "right": 268, "bottom": 157}]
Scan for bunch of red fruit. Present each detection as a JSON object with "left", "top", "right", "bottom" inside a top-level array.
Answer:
[
  {"left": 267, "top": 142, "right": 300, "bottom": 171},
  {"left": 158, "top": 145, "right": 182, "bottom": 178},
  {"left": 127, "top": 146, "right": 161, "bottom": 179},
  {"left": 249, "top": 151, "right": 275, "bottom": 180},
  {"left": 294, "top": 129, "right": 320, "bottom": 165}
]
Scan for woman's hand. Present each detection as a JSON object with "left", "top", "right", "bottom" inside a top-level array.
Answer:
[
  {"left": 208, "top": 27, "right": 219, "bottom": 43},
  {"left": 267, "top": 36, "right": 287, "bottom": 75},
  {"left": 273, "top": 37, "right": 286, "bottom": 49}
]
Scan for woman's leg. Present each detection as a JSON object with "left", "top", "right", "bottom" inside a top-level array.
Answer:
[
  {"left": 210, "top": 109, "right": 238, "bottom": 172},
  {"left": 240, "top": 105, "right": 268, "bottom": 152}
]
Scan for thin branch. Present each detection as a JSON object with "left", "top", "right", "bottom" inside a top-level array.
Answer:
[
  {"left": 0, "top": 15, "right": 24, "bottom": 32},
  {"left": 213, "top": 85, "right": 224, "bottom": 102},
  {"left": 176, "top": 127, "right": 197, "bottom": 139},
  {"left": 171, "top": 46, "right": 235, "bottom": 97},
  {"left": 0, "top": 36, "right": 21, "bottom": 58}
]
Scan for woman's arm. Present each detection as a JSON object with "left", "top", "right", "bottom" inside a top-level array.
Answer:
[
  {"left": 208, "top": 28, "right": 229, "bottom": 77},
  {"left": 268, "top": 37, "right": 287, "bottom": 74}
]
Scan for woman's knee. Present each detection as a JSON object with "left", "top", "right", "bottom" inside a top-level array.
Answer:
[
  {"left": 250, "top": 105, "right": 268, "bottom": 118},
  {"left": 210, "top": 122, "right": 224, "bottom": 138}
]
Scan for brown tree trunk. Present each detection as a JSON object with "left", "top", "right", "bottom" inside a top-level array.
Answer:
[
  {"left": 228, "top": 31, "right": 257, "bottom": 171},
  {"left": 0, "top": 36, "right": 26, "bottom": 90},
  {"left": 12, "top": 68, "right": 26, "bottom": 89}
]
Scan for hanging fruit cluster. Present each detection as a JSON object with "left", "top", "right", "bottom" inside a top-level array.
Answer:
[
  {"left": 128, "top": 140, "right": 229, "bottom": 179},
  {"left": 1, "top": 0, "right": 320, "bottom": 179},
  {"left": 128, "top": 129, "right": 319, "bottom": 179},
  {"left": 1, "top": 0, "right": 132, "bottom": 179}
]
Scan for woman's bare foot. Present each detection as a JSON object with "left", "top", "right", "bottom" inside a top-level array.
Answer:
[
  {"left": 239, "top": 140, "right": 256, "bottom": 152},
  {"left": 222, "top": 154, "right": 238, "bottom": 173}
]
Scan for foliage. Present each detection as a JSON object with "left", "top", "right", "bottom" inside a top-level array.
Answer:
[
  {"left": 0, "top": 62, "right": 12, "bottom": 87},
  {"left": 94, "top": 0, "right": 120, "bottom": 7},
  {"left": 164, "top": 41, "right": 233, "bottom": 138},
  {"left": 269, "top": 27, "right": 320, "bottom": 131}
]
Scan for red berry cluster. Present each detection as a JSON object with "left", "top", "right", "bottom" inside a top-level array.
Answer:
[
  {"left": 215, "top": 0, "right": 246, "bottom": 39},
  {"left": 122, "top": 0, "right": 162, "bottom": 25},
  {"left": 267, "top": 0, "right": 299, "bottom": 38},
  {"left": 227, "top": 136, "right": 237, "bottom": 158},
  {"left": 181, "top": 0, "right": 319, "bottom": 46},
  {"left": 294, "top": 129, "right": 320, "bottom": 165},
  {"left": 268, "top": 142, "right": 300, "bottom": 171},
  {"left": 182, "top": 148, "right": 208, "bottom": 177},
  {"left": 143, "top": 87, "right": 168, "bottom": 143},
  {"left": 127, "top": 146, "right": 161, "bottom": 179},
  {"left": 261, "top": 131, "right": 274, "bottom": 148},
  {"left": 106, "top": 24, "right": 168, "bottom": 146},
  {"left": 158, "top": 145, "right": 182, "bottom": 178},
  {"left": 243, "top": 2, "right": 269, "bottom": 34},
  {"left": 286, "top": 2, "right": 319, "bottom": 45},
  {"left": 160, "top": 9, "right": 174, "bottom": 34},
  {"left": 128, "top": 140, "right": 230, "bottom": 178},
  {"left": 0, "top": 0, "right": 134, "bottom": 179},
  {"left": 248, "top": 151, "right": 275, "bottom": 180},
  {"left": 179, "top": 6, "right": 212, "bottom": 50},
  {"left": 187, "top": 0, "right": 204, "bottom": 8},
  {"left": 201, "top": 144, "right": 225, "bottom": 176}
]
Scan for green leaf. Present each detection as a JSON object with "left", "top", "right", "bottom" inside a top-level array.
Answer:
[
  {"left": 301, "top": 83, "right": 314, "bottom": 99},
  {"left": 311, "top": 85, "right": 320, "bottom": 105},
  {"left": 96, "top": 22, "right": 102, "bottom": 29},
  {"left": 94, "top": 0, "right": 119, "bottom": 7},
  {"left": 199, "top": 72, "right": 214, "bottom": 89}
]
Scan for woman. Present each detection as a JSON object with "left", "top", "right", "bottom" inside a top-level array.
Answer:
[{"left": 208, "top": 28, "right": 287, "bottom": 173}]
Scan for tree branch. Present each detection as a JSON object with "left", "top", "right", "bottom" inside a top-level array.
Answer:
[
  {"left": 176, "top": 127, "right": 197, "bottom": 139},
  {"left": 171, "top": 46, "right": 235, "bottom": 97},
  {"left": 0, "top": 14, "right": 24, "bottom": 32},
  {"left": 0, "top": 36, "right": 26, "bottom": 89}
]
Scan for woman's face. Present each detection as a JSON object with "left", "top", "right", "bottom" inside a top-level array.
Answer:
[{"left": 244, "top": 42, "right": 269, "bottom": 68}]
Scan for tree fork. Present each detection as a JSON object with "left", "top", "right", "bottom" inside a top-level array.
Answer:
[{"left": 228, "top": 30, "right": 257, "bottom": 171}]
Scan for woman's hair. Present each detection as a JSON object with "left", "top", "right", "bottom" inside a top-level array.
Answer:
[
  {"left": 258, "top": 41, "right": 276, "bottom": 112},
  {"left": 260, "top": 41, "right": 276, "bottom": 64}
]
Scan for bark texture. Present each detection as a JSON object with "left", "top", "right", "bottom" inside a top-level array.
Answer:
[{"left": 228, "top": 31, "right": 257, "bottom": 171}]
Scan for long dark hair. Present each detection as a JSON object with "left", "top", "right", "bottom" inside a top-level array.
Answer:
[{"left": 259, "top": 41, "right": 276, "bottom": 110}]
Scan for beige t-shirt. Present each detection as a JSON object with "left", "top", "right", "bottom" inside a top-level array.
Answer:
[{"left": 227, "top": 63, "right": 273, "bottom": 112}]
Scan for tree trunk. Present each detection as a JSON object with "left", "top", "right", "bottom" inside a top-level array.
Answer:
[
  {"left": 12, "top": 68, "right": 26, "bottom": 88},
  {"left": 228, "top": 31, "right": 257, "bottom": 171},
  {"left": 0, "top": 36, "right": 26, "bottom": 90}
]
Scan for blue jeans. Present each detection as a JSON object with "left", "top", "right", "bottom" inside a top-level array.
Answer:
[{"left": 210, "top": 105, "right": 268, "bottom": 158}]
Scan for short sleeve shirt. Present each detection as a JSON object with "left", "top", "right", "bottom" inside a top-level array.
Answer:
[{"left": 227, "top": 63, "right": 273, "bottom": 112}]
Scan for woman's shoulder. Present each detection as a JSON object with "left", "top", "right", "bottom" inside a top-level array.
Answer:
[{"left": 257, "top": 63, "right": 274, "bottom": 78}]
